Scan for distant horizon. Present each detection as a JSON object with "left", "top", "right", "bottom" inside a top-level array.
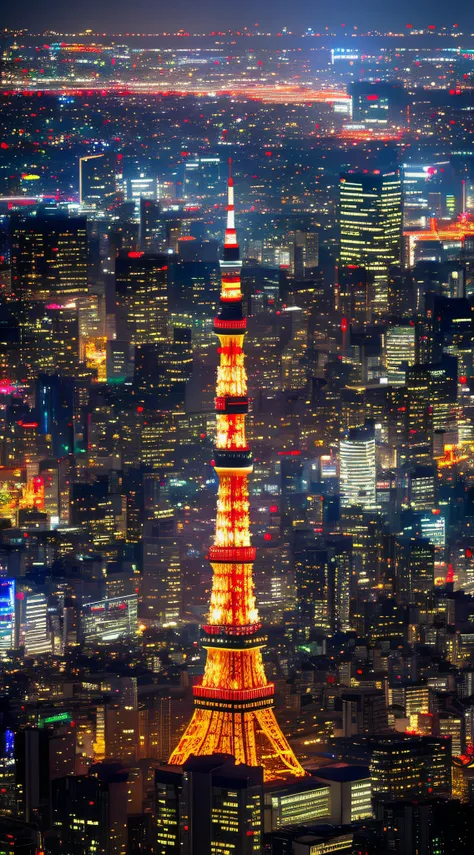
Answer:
[
  {"left": 3, "top": 26, "right": 472, "bottom": 36},
  {"left": 2, "top": 0, "right": 472, "bottom": 38}
]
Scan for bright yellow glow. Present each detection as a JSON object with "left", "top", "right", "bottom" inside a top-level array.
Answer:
[
  {"left": 85, "top": 336, "right": 107, "bottom": 382},
  {"left": 216, "top": 335, "right": 247, "bottom": 398},
  {"left": 202, "top": 648, "right": 266, "bottom": 690},
  {"left": 209, "top": 561, "right": 258, "bottom": 626},
  {"left": 221, "top": 274, "right": 242, "bottom": 301},
  {"left": 168, "top": 707, "right": 306, "bottom": 781},
  {"left": 214, "top": 474, "right": 251, "bottom": 549},
  {"left": 215, "top": 413, "right": 247, "bottom": 449}
]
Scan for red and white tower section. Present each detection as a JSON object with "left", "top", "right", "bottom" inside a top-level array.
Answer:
[{"left": 168, "top": 161, "right": 305, "bottom": 781}]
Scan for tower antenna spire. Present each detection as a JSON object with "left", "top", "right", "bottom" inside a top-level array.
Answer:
[{"left": 224, "top": 157, "right": 238, "bottom": 254}]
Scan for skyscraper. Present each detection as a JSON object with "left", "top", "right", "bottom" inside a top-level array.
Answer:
[
  {"left": 142, "top": 507, "right": 181, "bottom": 627},
  {"left": 115, "top": 252, "right": 168, "bottom": 346},
  {"left": 156, "top": 754, "right": 263, "bottom": 855},
  {"left": 167, "top": 161, "right": 305, "bottom": 781},
  {"left": 339, "top": 424, "right": 377, "bottom": 510},
  {"left": 339, "top": 172, "right": 402, "bottom": 315},
  {"left": 338, "top": 265, "right": 373, "bottom": 327},
  {"left": 52, "top": 765, "right": 130, "bottom": 854},
  {"left": 11, "top": 216, "right": 88, "bottom": 302},
  {"left": 183, "top": 156, "right": 220, "bottom": 200},
  {"left": 19, "top": 593, "right": 51, "bottom": 657},
  {"left": 79, "top": 153, "right": 116, "bottom": 208},
  {"left": 139, "top": 198, "right": 164, "bottom": 250},
  {"left": 405, "top": 356, "right": 458, "bottom": 465},
  {"left": 0, "top": 580, "right": 15, "bottom": 657},
  {"left": 293, "top": 230, "right": 319, "bottom": 279},
  {"left": 350, "top": 81, "right": 408, "bottom": 126},
  {"left": 384, "top": 323, "right": 417, "bottom": 386}
]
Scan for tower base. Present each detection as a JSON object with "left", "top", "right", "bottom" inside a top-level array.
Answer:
[{"left": 168, "top": 706, "right": 306, "bottom": 781}]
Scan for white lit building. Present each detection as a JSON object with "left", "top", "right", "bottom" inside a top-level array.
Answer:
[
  {"left": 420, "top": 514, "right": 446, "bottom": 549},
  {"left": 22, "top": 593, "right": 51, "bottom": 657},
  {"left": 126, "top": 175, "right": 157, "bottom": 218},
  {"left": 339, "top": 425, "right": 377, "bottom": 510},
  {"left": 312, "top": 765, "right": 373, "bottom": 824},
  {"left": 384, "top": 325, "right": 417, "bottom": 386},
  {"left": 264, "top": 781, "right": 331, "bottom": 832},
  {"left": 81, "top": 594, "right": 138, "bottom": 644}
]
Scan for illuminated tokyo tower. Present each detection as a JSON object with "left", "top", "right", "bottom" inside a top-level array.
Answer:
[{"left": 168, "top": 160, "right": 305, "bottom": 781}]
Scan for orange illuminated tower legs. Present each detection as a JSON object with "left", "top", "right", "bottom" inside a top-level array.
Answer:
[{"left": 168, "top": 160, "right": 305, "bottom": 781}]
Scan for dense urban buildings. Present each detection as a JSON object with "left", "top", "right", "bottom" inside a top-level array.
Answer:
[{"left": 1, "top": 17, "right": 474, "bottom": 855}]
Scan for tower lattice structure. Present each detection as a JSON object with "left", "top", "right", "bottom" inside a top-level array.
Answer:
[{"left": 168, "top": 161, "right": 305, "bottom": 781}]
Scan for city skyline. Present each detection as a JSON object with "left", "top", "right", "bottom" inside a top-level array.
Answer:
[
  {"left": 2, "top": 6, "right": 472, "bottom": 34},
  {"left": 1, "top": 15, "right": 474, "bottom": 855}
]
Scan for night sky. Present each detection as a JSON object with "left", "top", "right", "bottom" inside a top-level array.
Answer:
[{"left": 3, "top": 0, "right": 471, "bottom": 34}]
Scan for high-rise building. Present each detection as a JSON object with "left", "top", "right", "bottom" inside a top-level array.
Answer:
[
  {"left": 350, "top": 81, "right": 408, "bottom": 125},
  {"left": 169, "top": 260, "right": 220, "bottom": 320},
  {"left": 139, "top": 412, "right": 177, "bottom": 472},
  {"left": 0, "top": 580, "right": 15, "bottom": 657},
  {"left": 42, "top": 302, "right": 80, "bottom": 377},
  {"left": 405, "top": 356, "right": 458, "bottom": 464},
  {"left": 80, "top": 594, "right": 138, "bottom": 644},
  {"left": 281, "top": 306, "right": 307, "bottom": 390},
  {"left": 183, "top": 156, "right": 220, "bottom": 199},
  {"left": 342, "top": 689, "right": 389, "bottom": 736},
  {"left": 384, "top": 324, "right": 417, "bottom": 386},
  {"left": 339, "top": 172, "right": 403, "bottom": 315},
  {"left": 311, "top": 766, "right": 372, "bottom": 825},
  {"left": 376, "top": 797, "right": 474, "bottom": 855},
  {"left": 133, "top": 330, "right": 192, "bottom": 401},
  {"left": 11, "top": 216, "right": 88, "bottom": 302},
  {"left": 14, "top": 727, "right": 51, "bottom": 824},
  {"left": 369, "top": 736, "right": 452, "bottom": 799},
  {"left": 293, "top": 537, "right": 331, "bottom": 633},
  {"left": 167, "top": 161, "right": 305, "bottom": 781},
  {"left": 115, "top": 252, "right": 168, "bottom": 346},
  {"left": 13, "top": 300, "right": 79, "bottom": 380},
  {"left": 52, "top": 764, "right": 130, "bottom": 855},
  {"left": 79, "top": 154, "right": 116, "bottom": 207},
  {"left": 338, "top": 265, "right": 373, "bottom": 327},
  {"left": 394, "top": 537, "right": 435, "bottom": 603},
  {"left": 156, "top": 754, "right": 263, "bottom": 855},
  {"left": 126, "top": 175, "right": 157, "bottom": 215},
  {"left": 13, "top": 724, "right": 76, "bottom": 828},
  {"left": 263, "top": 780, "right": 331, "bottom": 832},
  {"left": 139, "top": 198, "right": 164, "bottom": 250},
  {"left": 0, "top": 729, "right": 16, "bottom": 816},
  {"left": 387, "top": 266, "right": 415, "bottom": 317},
  {"left": 19, "top": 592, "right": 51, "bottom": 657},
  {"left": 142, "top": 509, "right": 181, "bottom": 627},
  {"left": 293, "top": 230, "right": 319, "bottom": 279},
  {"left": 70, "top": 478, "right": 126, "bottom": 549},
  {"left": 104, "top": 707, "right": 140, "bottom": 762},
  {"left": 339, "top": 424, "right": 377, "bottom": 510},
  {"left": 408, "top": 466, "right": 436, "bottom": 512}
]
